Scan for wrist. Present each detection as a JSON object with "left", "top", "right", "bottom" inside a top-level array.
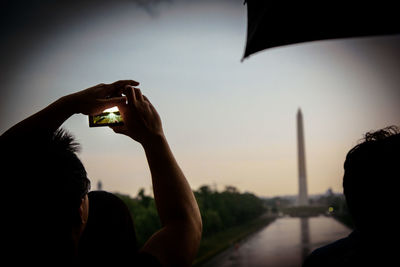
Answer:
[
  {"left": 59, "top": 94, "right": 79, "bottom": 115},
  {"left": 141, "top": 132, "right": 167, "bottom": 150}
]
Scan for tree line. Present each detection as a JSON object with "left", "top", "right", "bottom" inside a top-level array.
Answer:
[{"left": 116, "top": 185, "right": 266, "bottom": 248}]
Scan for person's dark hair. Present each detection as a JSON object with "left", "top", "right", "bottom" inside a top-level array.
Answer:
[
  {"left": 343, "top": 125, "right": 400, "bottom": 232},
  {"left": 47, "top": 129, "right": 91, "bottom": 226}
]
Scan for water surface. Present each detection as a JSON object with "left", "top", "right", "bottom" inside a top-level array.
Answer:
[{"left": 201, "top": 216, "right": 351, "bottom": 267}]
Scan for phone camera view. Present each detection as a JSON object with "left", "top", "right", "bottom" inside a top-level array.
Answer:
[{"left": 89, "top": 106, "right": 123, "bottom": 127}]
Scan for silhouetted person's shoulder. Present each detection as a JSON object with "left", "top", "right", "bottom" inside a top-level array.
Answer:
[
  {"left": 303, "top": 231, "right": 361, "bottom": 267},
  {"left": 304, "top": 230, "right": 398, "bottom": 267}
]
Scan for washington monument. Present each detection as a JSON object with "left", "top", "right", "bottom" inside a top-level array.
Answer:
[{"left": 297, "top": 108, "right": 309, "bottom": 206}]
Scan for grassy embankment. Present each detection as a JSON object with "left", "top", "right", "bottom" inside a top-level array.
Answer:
[{"left": 193, "top": 215, "right": 276, "bottom": 266}]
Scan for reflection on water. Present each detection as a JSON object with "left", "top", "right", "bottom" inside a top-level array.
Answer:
[
  {"left": 201, "top": 216, "right": 351, "bottom": 267},
  {"left": 300, "top": 217, "right": 310, "bottom": 263}
]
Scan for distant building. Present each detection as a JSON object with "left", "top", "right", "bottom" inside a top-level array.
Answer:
[
  {"left": 325, "top": 188, "right": 334, "bottom": 197},
  {"left": 297, "top": 109, "right": 309, "bottom": 206},
  {"left": 97, "top": 180, "right": 103, "bottom": 191}
]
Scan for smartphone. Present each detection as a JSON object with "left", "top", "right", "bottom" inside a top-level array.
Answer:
[{"left": 89, "top": 106, "right": 123, "bottom": 127}]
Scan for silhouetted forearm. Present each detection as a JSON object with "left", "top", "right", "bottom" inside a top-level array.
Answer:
[
  {"left": 143, "top": 134, "right": 201, "bottom": 229},
  {"left": 112, "top": 86, "right": 202, "bottom": 266},
  {"left": 1, "top": 96, "right": 74, "bottom": 141},
  {"left": 141, "top": 134, "right": 202, "bottom": 266},
  {"left": 1, "top": 80, "right": 135, "bottom": 141}
]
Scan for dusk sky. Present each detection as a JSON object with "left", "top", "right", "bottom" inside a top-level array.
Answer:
[{"left": 1, "top": 0, "right": 399, "bottom": 197}]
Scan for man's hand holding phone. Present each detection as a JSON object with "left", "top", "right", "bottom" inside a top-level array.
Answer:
[
  {"left": 110, "top": 85, "right": 164, "bottom": 146},
  {"left": 69, "top": 80, "right": 138, "bottom": 116}
]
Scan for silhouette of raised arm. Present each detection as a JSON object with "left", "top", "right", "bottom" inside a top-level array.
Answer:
[{"left": 111, "top": 85, "right": 202, "bottom": 266}]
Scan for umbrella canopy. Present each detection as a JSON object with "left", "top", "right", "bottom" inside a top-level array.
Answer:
[{"left": 243, "top": 1, "right": 400, "bottom": 59}]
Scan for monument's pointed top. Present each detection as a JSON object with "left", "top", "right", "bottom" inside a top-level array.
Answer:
[{"left": 297, "top": 107, "right": 302, "bottom": 115}]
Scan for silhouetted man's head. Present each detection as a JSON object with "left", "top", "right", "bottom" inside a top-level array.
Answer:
[
  {"left": 343, "top": 126, "right": 400, "bottom": 234},
  {"left": 43, "top": 129, "right": 91, "bottom": 242},
  {"left": 5, "top": 129, "right": 90, "bottom": 263}
]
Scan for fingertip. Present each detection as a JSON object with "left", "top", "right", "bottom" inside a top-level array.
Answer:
[
  {"left": 125, "top": 85, "right": 136, "bottom": 103},
  {"left": 122, "top": 80, "right": 139, "bottom": 88},
  {"left": 112, "top": 79, "right": 139, "bottom": 86},
  {"left": 123, "top": 85, "right": 135, "bottom": 94}
]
